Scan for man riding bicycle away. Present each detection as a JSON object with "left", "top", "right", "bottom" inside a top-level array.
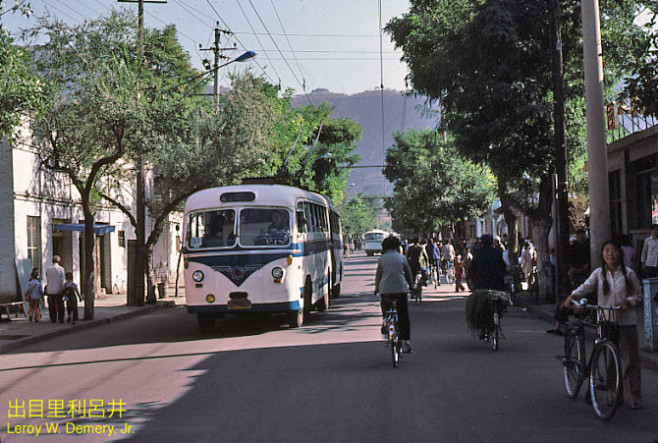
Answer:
[
  {"left": 468, "top": 234, "right": 507, "bottom": 338},
  {"left": 375, "top": 236, "right": 414, "bottom": 353},
  {"left": 469, "top": 234, "right": 507, "bottom": 291},
  {"left": 407, "top": 237, "right": 429, "bottom": 287},
  {"left": 427, "top": 238, "right": 441, "bottom": 286}
]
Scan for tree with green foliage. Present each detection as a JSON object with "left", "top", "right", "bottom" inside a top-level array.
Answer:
[
  {"left": 255, "top": 94, "right": 361, "bottom": 206},
  {"left": 383, "top": 129, "right": 495, "bottom": 236},
  {"left": 0, "top": 1, "right": 50, "bottom": 140},
  {"left": 30, "top": 10, "right": 202, "bottom": 318},
  {"left": 387, "top": 0, "right": 652, "bottom": 299},
  {"left": 102, "top": 72, "right": 277, "bottom": 301},
  {"left": 340, "top": 193, "right": 381, "bottom": 239}
]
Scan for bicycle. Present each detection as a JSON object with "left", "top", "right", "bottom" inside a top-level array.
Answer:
[
  {"left": 381, "top": 298, "right": 402, "bottom": 367},
  {"left": 430, "top": 263, "right": 439, "bottom": 289},
  {"left": 561, "top": 299, "right": 622, "bottom": 421},
  {"left": 411, "top": 270, "right": 426, "bottom": 304},
  {"left": 445, "top": 261, "right": 455, "bottom": 284},
  {"left": 481, "top": 291, "right": 509, "bottom": 351}
]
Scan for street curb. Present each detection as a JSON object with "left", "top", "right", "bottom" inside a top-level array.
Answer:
[
  {"left": 0, "top": 301, "right": 176, "bottom": 354},
  {"left": 526, "top": 304, "right": 658, "bottom": 372}
]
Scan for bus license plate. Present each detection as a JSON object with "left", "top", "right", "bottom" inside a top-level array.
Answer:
[{"left": 228, "top": 299, "right": 252, "bottom": 310}]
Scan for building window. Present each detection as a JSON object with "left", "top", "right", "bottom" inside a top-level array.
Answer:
[
  {"left": 27, "top": 216, "right": 41, "bottom": 270},
  {"left": 118, "top": 230, "right": 126, "bottom": 247}
]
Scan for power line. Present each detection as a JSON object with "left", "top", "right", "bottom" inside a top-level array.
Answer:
[
  {"left": 204, "top": 0, "right": 275, "bottom": 85},
  {"left": 246, "top": 0, "right": 312, "bottom": 104},
  {"left": 268, "top": 0, "right": 306, "bottom": 90},
  {"left": 235, "top": 0, "right": 283, "bottom": 88},
  {"left": 42, "top": 0, "right": 81, "bottom": 23},
  {"left": 233, "top": 31, "right": 380, "bottom": 38},
  {"left": 52, "top": 0, "right": 88, "bottom": 21}
]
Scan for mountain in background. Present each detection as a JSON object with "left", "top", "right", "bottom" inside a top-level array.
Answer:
[{"left": 292, "top": 89, "right": 437, "bottom": 199}]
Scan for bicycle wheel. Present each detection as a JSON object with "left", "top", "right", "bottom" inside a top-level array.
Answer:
[
  {"left": 390, "top": 333, "right": 400, "bottom": 368},
  {"left": 563, "top": 330, "right": 585, "bottom": 399},
  {"left": 590, "top": 341, "right": 622, "bottom": 420},
  {"left": 492, "top": 304, "right": 500, "bottom": 351}
]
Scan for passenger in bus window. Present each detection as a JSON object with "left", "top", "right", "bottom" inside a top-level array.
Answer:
[{"left": 203, "top": 211, "right": 235, "bottom": 247}]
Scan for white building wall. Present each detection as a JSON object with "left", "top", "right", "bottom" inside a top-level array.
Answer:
[{"left": 1, "top": 124, "right": 178, "bottom": 301}]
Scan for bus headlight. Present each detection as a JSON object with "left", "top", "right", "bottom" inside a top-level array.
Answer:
[
  {"left": 271, "top": 267, "right": 284, "bottom": 279},
  {"left": 206, "top": 294, "right": 215, "bottom": 303},
  {"left": 192, "top": 270, "right": 204, "bottom": 282}
]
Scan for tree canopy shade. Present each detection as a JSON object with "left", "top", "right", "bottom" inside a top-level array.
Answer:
[
  {"left": 0, "top": 1, "right": 50, "bottom": 140},
  {"left": 386, "top": 0, "right": 652, "bottom": 299},
  {"left": 339, "top": 193, "right": 382, "bottom": 238},
  {"left": 383, "top": 129, "right": 495, "bottom": 235},
  {"left": 28, "top": 10, "right": 204, "bottom": 317}
]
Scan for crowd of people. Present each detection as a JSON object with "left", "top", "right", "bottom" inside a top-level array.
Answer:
[
  {"left": 372, "top": 228, "right": 645, "bottom": 410},
  {"left": 23, "top": 255, "right": 82, "bottom": 324}
]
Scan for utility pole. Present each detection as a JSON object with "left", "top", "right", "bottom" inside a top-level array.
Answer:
[
  {"left": 581, "top": 0, "right": 610, "bottom": 268},
  {"left": 118, "top": 0, "right": 166, "bottom": 305},
  {"left": 550, "top": 0, "right": 570, "bottom": 297},
  {"left": 200, "top": 23, "right": 232, "bottom": 109}
]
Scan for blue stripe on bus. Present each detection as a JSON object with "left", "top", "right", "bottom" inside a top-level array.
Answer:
[{"left": 187, "top": 300, "right": 300, "bottom": 314}]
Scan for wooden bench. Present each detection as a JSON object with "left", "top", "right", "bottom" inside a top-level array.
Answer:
[{"left": 0, "top": 301, "right": 28, "bottom": 321}]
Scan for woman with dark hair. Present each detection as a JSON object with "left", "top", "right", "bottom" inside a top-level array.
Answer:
[
  {"left": 374, "top": 236, "right": 414, "bottom": 353},
  {"left": 562, "top": 241, "right": 643, "bottom": 409}
]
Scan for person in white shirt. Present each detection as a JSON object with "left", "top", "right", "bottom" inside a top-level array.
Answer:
[
  {"left": 640, "top": 224, "right": 658, "bottom": 278},
  {"left": 45, "top": 255, "right": 66, "bottom": 323},
  {"left": 562, "top": 241, "right": 643, "bottom": 410}
]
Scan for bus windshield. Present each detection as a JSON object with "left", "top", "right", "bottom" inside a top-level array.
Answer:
[
  {"left": 240, "top": 208, "right": 291, "bottom": 246},
  {"left": 365, "top": 232, "right": 385, "bottom": 242},
  {"left": 187, "top": 210, "right": 236, "bottom": 249}
]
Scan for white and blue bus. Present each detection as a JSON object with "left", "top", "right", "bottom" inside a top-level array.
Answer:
[
  {"left": 183, "top": 184, "right": 343, "bottom": 332},
  {"left": 364, "top": 229, "right": 389, "bottom": 256}
]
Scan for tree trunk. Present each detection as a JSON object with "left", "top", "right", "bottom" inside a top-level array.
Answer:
[
  {"left": 145, "top": 244, "right": 157, "bottom": 304},
  {"left": 82, "top": 205, "right": 96, "bottom": 320},
  {"left": 533, "top": 175, "right": 555, "bottom": 303}
]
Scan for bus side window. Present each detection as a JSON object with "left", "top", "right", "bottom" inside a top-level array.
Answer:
[{"left": 296, "top": 203, "right": 307, "bottom": 233}]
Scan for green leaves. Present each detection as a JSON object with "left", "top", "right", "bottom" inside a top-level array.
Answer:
[{"left": 384, "top": 129, "right": 494, "bottom": 234}]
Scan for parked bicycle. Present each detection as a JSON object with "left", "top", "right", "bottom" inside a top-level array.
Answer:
[
  {"left": 382, "top": 299, "right": 402, "bottom": 367},
  {"left": 561, "top": 299, "right": 622, "bottom": 421}
]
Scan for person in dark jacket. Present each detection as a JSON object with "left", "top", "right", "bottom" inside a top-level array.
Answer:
[{"left": 469, "top": 234, "right": 506, "bottom": 291}]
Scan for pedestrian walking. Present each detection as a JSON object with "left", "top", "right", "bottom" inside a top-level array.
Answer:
[
  {"left": 45, "top": 255, "right": 66, "bottom": 323},
  {"left": 640, "top": 224, "right": 658, "bottom": 278},
  {"left": 62, "top": 272, "right": 82, "bottom": 324},
  {"left": 562, "top": 240, "right": 643, "bottom": 410},
  {"left": 24, "top": 268, "right": 43, "bottom": 322}
]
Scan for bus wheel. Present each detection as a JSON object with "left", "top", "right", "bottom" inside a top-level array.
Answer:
[
  {"left": 286, "top": 309, "right": 304, "bottom": 328},
  {"left": 303, "top": 278, "right": 312, "bottom": 320},
  {"left": 318, "top": 286, "right": 330, "bottom": 312},
  {"left": 197, "top": 314, "right": 215, "bottom": 334}
]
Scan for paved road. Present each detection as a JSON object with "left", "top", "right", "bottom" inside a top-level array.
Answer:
[{"left": 1, "top": 252, "right": 657, "bottom": 442}]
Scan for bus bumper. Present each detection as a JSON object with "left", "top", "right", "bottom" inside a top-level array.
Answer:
[{"left": 187, "top": 300, "right": 301, "bottom": 314}]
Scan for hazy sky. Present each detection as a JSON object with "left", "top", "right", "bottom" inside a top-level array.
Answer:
[{"left": 4, "top": 0, "right": 412, "bottom": 95}]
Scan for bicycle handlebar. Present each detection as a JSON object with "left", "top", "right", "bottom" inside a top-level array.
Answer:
[{"left": 569, "top": 299, "right": 621, "bottom": 311}]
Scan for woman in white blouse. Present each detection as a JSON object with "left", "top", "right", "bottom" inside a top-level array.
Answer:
[{"left": 562, "top": 241, "right": 643, "bottom": 409}]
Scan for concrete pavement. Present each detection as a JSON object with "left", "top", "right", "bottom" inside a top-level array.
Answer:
[{"left": 0, "top": 288, "right": 184, "bottom": 354}]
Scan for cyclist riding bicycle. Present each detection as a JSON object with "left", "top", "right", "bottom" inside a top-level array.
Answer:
[
  {"left": 561, "top": 240, "right": 643, "bottom": 410},
  {"left": 375, "top": 235, "right": 414, "bottom": 353},
  {"left": 468, "top": 234, "right": 507, "bottom": 339},
  {"left": 407, "top": 237, "right": 429, "bottom": 288}
]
